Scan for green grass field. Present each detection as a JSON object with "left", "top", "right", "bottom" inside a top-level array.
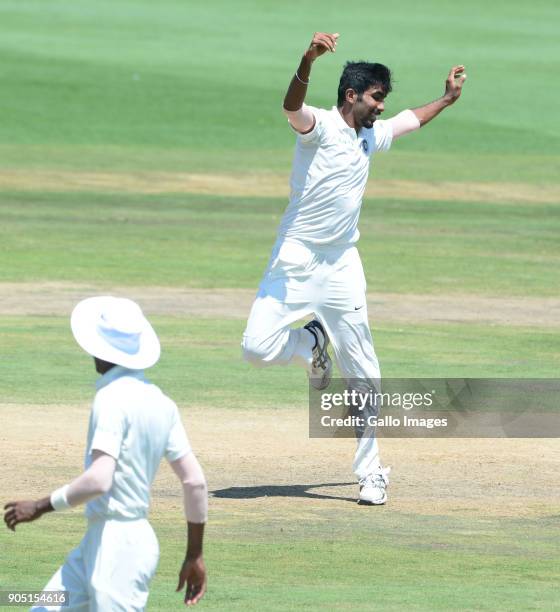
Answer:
[
  {"left": 2, "top": 191, "right": 559, "bottom": 296},
  {"left": 1, "top": 1, "right": 559, "bottom": 610},
  {"left": 3, "top": 511, "right": 559, "bottom": 611}
]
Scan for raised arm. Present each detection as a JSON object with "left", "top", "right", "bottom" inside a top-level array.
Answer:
[
  {"left": 4, "top": 450, "right": 116, "bottom": 530},
  {"left": 170, "top": 451, "right": 208, "bottom": 606},
  {"left": 411, "top": 65, "right": 467, "bottom": 127},
  {"left": 283, "top": 32, "right": 339, "bottom": 133}
]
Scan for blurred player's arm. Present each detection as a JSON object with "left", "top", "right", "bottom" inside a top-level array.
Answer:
[
  {"left": 283, "top": 32, "right": 339, "bottom": 133},
  {"left": 3, "top": 450, "right": 116, "bottom": 531},
  {"left": 410, "top": 65, "right": 466, "bottom": 127},
  {"left": 170, "top": 451, "right": 208, "bottom": 606}
]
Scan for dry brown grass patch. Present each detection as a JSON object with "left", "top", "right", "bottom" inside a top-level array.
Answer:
[
  {"left": 2, "top": 404, "right": 558, "bottom": 520},
  {"left": 1, "top": 170, "right": 559, "bottom": 204}
]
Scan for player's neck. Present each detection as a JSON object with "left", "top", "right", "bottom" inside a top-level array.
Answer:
[{"left": 337, "top": 106, "right": 358, "bottom": 134}]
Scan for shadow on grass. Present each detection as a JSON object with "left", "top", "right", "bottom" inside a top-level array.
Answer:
[{"left": 212, "top": 482, "right": 356, "bottom": 503}]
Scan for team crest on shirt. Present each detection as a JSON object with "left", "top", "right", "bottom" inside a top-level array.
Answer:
[{"left": 361, "top": 140, "right": 369, "bottom": 153}]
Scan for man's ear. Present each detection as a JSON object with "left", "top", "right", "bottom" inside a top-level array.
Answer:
[{"left": 345, "top": 88, "right": 358, "bottom": 105}]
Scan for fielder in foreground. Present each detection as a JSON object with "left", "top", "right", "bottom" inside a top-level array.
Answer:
[
  {"left": 242, "top": 32, "right": 466, "bottom": 505},
  {"left": 4, "top": 296, "right": 208, "bottom": 609}
]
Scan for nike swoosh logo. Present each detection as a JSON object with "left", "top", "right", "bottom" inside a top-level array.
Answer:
[{"left": 354, "top": 305, "right": 364, "bottom": 311}]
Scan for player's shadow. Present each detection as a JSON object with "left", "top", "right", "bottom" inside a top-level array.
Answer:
[{"left": 212, "top": 482, "right": 356, "bottom": 503}]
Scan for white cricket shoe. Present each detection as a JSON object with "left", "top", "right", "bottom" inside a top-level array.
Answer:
[
  {"left": 358, "top": 466, "right": 391, "bottom": 505},
  {"left": 304, "top": 320, "right": 332, "bottom": 391}
]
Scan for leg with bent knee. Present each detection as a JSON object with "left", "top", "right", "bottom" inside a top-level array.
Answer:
[{"left": 241, "top": 293, "right": 315, "bottom": 369}]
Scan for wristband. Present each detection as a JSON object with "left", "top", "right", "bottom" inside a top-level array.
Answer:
[
  {"left": 50, "top": 484, "right": 71, "bottom": 511},
  {"left": 295, "top": 71, "right": 310, "bottom": 85}
]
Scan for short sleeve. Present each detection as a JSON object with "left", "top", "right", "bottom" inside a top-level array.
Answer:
[
  {"left": 372, "top": 119, "right": 393, "bottom": 153},
  {"left": 291, "top": 105, "right": 325, "bottom": 146},
  {"left": 165, "top": 404, "right": 192, "bottom": 462},
  {"left": 89, "top": 393, "right": 127, "bottom": 460}
]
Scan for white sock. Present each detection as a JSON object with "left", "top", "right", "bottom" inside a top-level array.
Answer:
[{"left": 292, "top": 328, "right": 315, "bottom": 369}]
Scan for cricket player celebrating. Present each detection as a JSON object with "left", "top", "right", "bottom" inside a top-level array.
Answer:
[
  {"left": 242, "top": 32, "right": 466, "bottom": 505},
  {"left": 4, "top": 297, "right": 208, "bottom": 609}
]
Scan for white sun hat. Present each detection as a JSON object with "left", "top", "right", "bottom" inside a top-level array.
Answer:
[{"left": 71, "top": 296, "right": 161, "bottom": 369}]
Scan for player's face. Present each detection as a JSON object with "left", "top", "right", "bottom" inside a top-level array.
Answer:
[{"left": 353, "top": 86, "right": 387, "bottom": 129}]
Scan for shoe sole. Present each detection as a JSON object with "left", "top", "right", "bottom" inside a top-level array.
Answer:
[
  {"left": 310, "top": 357, "right": 332, "bottom": 390},
  {"left": 308, "top": 325, "right": 332, "bottom": 390}
]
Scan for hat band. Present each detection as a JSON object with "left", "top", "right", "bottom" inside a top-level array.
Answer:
[{"left": 97, "top": 324, "right": 141, "bottom": 355}]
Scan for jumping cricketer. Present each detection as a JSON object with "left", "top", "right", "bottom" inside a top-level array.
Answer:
[{"left": 242, "top": 32, "right": 466, "bottom": 505}]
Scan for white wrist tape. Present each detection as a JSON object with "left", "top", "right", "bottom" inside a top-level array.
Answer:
[
  {"left": 50, "top": 484, "right": 71, "bottom": 511},
  {"left": 389, "top": 109, "right": 421, "bottom": 139},
  {"left": 283, "top": 103, "right": 315, "bottom": 134}
]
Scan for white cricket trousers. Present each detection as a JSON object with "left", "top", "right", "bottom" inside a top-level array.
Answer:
[
  {"left": 242, "top": 238, "right": 382, "bottom": 480},
  {"left": 30, "top": 517, "right": 159, "bottom": 611}
]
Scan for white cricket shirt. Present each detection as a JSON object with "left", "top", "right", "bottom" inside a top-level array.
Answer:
[
  {"left": 277, "top": 105, "right": 393, "bottom": 247},
  {"left": 85, "top": 366, "right": 191, "bottom": 520}
]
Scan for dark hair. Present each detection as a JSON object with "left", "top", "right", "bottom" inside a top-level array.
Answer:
[{"left": 337, "top": 61, "right": 392, "bottom": 106}]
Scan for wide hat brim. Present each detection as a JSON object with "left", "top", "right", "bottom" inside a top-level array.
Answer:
[{"left": 71, "top": 296, "right": 161, "bottom": 369}]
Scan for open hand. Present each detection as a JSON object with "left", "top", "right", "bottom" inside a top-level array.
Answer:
[
  {"left": 177, "top": 556, "right": 207, "bottom": 606},
  {"left": 4, "top": 500, "right": 43, "bottom": 531},
  {"left": 444, "top": 65, "right": 467, "bottom": 104},
  {"left": 304, "top": 32, "right": 339, "bottom": 62}
]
